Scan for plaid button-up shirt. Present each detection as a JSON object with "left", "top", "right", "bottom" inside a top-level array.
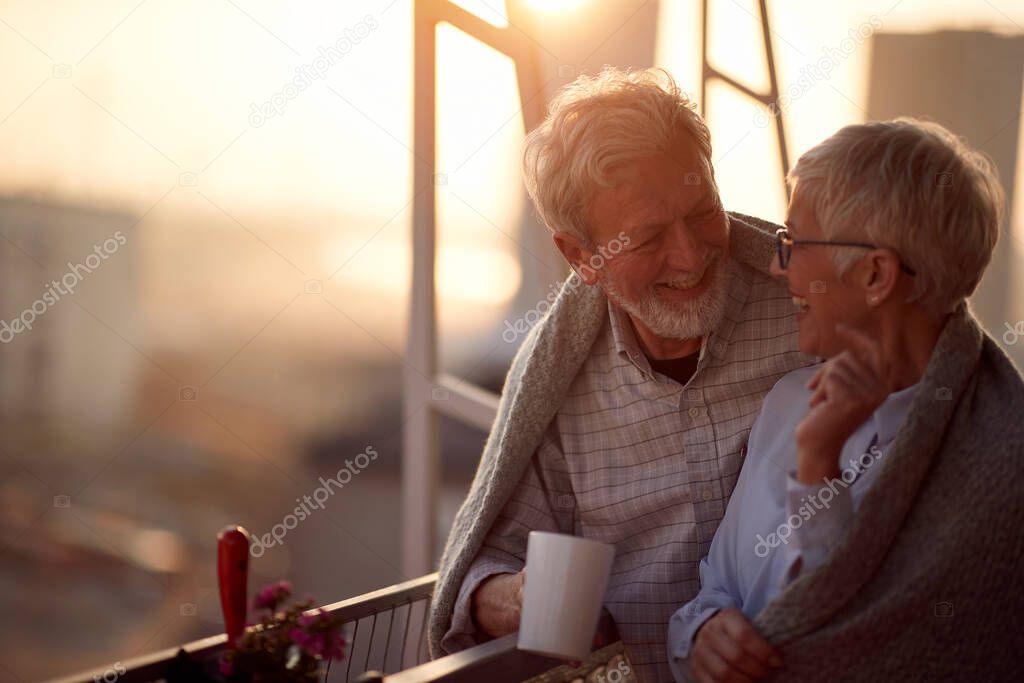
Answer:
[{"left": 442, "top": 258, "right": 812, "bottom": 682}]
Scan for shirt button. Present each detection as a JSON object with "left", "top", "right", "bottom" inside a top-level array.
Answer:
[
  {"left": 688, "top": 406, "right": 703, "bottom": 418},
  {"left": 702, "top": 489, "right": 714, "bottom": 501}
]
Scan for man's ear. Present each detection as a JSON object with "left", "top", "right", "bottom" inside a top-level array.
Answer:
[{"left": 552, "top": 231, "right": 599, "bottom": 285}]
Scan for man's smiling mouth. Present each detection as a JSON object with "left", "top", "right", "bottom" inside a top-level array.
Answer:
[
  {"left": 657, "top": 258, "right": 715, "bottom": 293},
  {"left": 659, "top": 275, "right": 704, "bottom": 291}
]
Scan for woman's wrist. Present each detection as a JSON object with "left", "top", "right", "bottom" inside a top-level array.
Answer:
[{"left": 795, "top": 442, "right": 842, "bottom": 484}]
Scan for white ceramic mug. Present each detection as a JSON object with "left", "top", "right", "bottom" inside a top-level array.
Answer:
[{"left": 517, "top": 531, "right": 616, "bottom": 660}]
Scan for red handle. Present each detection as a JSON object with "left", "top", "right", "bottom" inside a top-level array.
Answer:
[{"left": 217, "top": 526, "right": 251, "bottom": 649}]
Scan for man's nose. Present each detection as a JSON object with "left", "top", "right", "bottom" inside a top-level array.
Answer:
[{"left": 664, "top": 222, "right": 707, "bottom": 270}]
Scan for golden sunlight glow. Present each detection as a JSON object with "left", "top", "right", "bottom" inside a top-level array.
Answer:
[
  {"left": 521, "top": 0, "right": 586, "bottom": 11},
  {"left": 434, "top": 21, "right": 526, "bottom": 306},
  {"left": 0, "top": 0, "right": 1021, "bottom": 338},
  {"left": 327, "top": 238, "right": 521, "bottom": 306},
  {"left": 448, "top": 0, "right": 509, "bottom": 28}
]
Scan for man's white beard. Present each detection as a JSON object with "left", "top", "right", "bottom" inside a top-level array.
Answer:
[{"left": 602, "top": 256, "right": 729, "bottom": 341}]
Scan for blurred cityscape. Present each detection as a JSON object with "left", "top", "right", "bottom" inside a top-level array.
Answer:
[{"left": 0, "top": 193, "right": 523, "bottom": 679}]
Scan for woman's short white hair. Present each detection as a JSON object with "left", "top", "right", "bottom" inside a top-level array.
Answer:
[
  {"left": 523, "top": 67, "right": 713, "bottom": 248},
  {"left": 790, "top": 117, "right": 1005, "bottom": 317}
]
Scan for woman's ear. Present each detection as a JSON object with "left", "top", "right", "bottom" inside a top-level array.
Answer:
[
  {"left": 864, "top": 249, "right": 901, "bottom": 307},
  {"left": 552, "top": 231, "right": 599, "bottom": 285}
]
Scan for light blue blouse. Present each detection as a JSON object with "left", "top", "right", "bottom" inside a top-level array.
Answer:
[{"left": 668, "top": 365, "right": 919, "bottom": 681}]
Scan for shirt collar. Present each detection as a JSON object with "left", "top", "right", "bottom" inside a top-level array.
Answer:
[
  {"left": 607, "top": 300, "right": 660, "bottom": 380},
  {"left": 605, "top": 258, "right": 750, "bottom": 379}
]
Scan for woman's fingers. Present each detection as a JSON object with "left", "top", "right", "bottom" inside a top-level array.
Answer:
[
  {"left": 695, "top": 644, "right": 755, "bottom": 683},
  {"left": 808, "top": 382, "right": 827, "bottom": 408},
  {"left": 714, "top": 632, "right": 773, "bottom": 679},
  {"left": 809, "top": 362, "right": 851, "bottom": 408},
  {"left": 805, "top": 363, "right": 826, "bottom": 390},
  {"left": 721, "top": 610, "right": 783, "bottom": 669},
  {"left": 831, "top": 352, "right": 890, "bottom": 403},
  {"left": 692, "top": 608, "right": 780, "bottom": 682},
  {"left": 808, "top": 352, "right": 883, "bottom": 410},
  {"left": 824, "top": 357, "right": 871, "bottom": 397}
]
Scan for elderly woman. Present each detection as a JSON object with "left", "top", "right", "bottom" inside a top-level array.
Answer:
[{"left": 668, "top": 118, "right": 1024, "bottom": 682}]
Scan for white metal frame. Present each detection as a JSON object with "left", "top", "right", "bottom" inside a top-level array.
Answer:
[{"left": 403, "top": 0, "right": 547, "bottom": 578}]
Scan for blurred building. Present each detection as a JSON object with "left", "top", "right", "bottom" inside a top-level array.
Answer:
[{"left": 0, "top": 197, "right": 139, "bottom": 426}]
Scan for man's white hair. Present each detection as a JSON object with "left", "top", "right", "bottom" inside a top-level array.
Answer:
[
  {"left": 790, "top": 117, "right": 1005, "bottom": 317},
  {"left": 523, "top": 67, "right": 714, "bottom": 248}
]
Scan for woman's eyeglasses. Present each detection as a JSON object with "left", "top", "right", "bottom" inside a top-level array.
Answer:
[{"left": 775, "top": 228, "right": 916, "bottom": 276}]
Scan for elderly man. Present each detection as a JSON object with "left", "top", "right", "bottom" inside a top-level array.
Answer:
[{"left": 427, "top": 67, "right": 813, "bottom": 681}]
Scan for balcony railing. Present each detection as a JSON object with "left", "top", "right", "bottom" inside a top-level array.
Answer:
[{"left": 50, "top": 572, "right": 623, "bottom": 683}]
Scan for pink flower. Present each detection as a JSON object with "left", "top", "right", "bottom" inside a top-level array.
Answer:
[
  {"left": 254, "top": 580, "right": 292, "bottom": 610},
  {"left": 288, "top": 627, "right": 311, "bottom": 649},
  {"left": 303, "top": 633, "right": 327, "bottom": 658}
]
